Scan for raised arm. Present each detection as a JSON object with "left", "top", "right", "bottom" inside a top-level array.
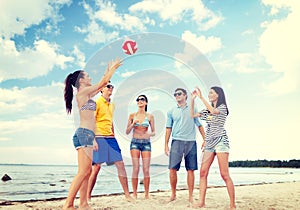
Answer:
[
  {"left": 82, "top": 58, "right": 122, "bottom": 97},
  {"left": 190, "top": 90, "right": 201, "bottom": 118},
  {"left": 195, "top": 86, "right": 220, "bottom": 115}
]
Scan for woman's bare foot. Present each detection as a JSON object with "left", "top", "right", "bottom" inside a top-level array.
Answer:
[
  {"left": 125, "top": 194, "right": 135, "bottom": 202},
  {"left": 191, "top": 202, "right": 205, "bottom": 208}
]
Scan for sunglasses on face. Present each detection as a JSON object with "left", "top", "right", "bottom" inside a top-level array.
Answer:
[
  {"left": 106, "top": 84, "right": 114, "bottom": 89},
  {"left": 136, "top": 98, "right": 146, "bottom": 102},
  {"left": 173, "top": 92, "right": 183, "bottom": 97}
]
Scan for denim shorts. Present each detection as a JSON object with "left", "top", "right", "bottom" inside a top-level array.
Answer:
[
  {"left": 73, "top": 128, "right": 95, "bottom": 150},
  {"left": 169, "top": 140, "right": 198, "bottom": 171},
  {"left": 205, "top": 137, "right": 229, "bottom": 153},
  {"left": 130, "top": 138, "right": 151, "bottom": 152},
  {"left": 93, "top": 137, "right": 123, "bottom": 165}
]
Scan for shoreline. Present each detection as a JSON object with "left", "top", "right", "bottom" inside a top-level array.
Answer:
[{"left": 1, "top": 181, "right": 300, "bottom": 209}]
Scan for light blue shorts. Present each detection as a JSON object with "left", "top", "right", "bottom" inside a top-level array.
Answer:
[{"left": 205, "top": 138, "right": 229, "bottom": 153}]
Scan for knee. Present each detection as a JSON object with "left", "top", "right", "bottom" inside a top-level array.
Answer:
[
  {"left": 199, "top": 169, "right": 209, "bottom": 178},
  {"left": 220, "top": 172, "right": 230, "bottom": 181},
  {"left": 143, "top": 167, "right": 150, "bottom": 176},
  {"left": 93, "top": 164, "right": 101, "bottom": 173}
]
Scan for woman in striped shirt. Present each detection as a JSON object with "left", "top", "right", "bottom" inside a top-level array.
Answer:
[{"left": 190, "top": 86, "right": 236, "bottom": 209}]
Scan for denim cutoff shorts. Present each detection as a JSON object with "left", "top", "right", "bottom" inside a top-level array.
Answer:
[
  {"left": 205, "top": 136, "right": 229, "bottom": 153},
  {"left": 169, "top": 140, "right": 198, "bottom": 171},
  {"left": 130, "top": 138, "right": 151, "bottom": 152},
  {"left": 73, "top": 128, "right": 95, "bottom": 150}
]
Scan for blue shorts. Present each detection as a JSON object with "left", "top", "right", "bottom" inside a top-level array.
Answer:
[
  {"left": 93, "top": 137, "right": 123, "bottom": 165},
  {"left": 130, "top": 138, "right": 151, "bottom": 152},
  {"left": 73, "top": 128, "right": 95, "bottom": 150},
  {"left": 169, "top": 140, "right": 198, "bottom": 171},
  {"left": 205, "top": 137, "right": 229, "bottom": 153}
]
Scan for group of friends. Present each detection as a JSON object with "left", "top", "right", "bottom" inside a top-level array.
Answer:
[{"left": 63, "top": 58, "right": 236, "bottom": 209}]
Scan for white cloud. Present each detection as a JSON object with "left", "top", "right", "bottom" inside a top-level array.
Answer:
[
  {"left": 242, "top": 29, "right": 254, "bottom": 35},
  {"left": 75, "top": 20, "right": 119, "bottom": 45},
  {"left": 0, "top": 0, "right": 71, "bottom": 39},
  {"left": 120, "top": 71, "right": 136, "bottom": 78},
  {"left": 0, "top": 39, "right": 74, "bottom": 81},
  {"left": 129, "top": 0, "right": 223, "bottom": 30},
  {"left": 259, "top": 0, "right": 300, "bottom": 95},
  {"left": 181, "top": 30, "right": 222, "bottom": 54},
  {"left": 0, "top": 82, "right": 66, "bottom": 117},
  {"left": 77, "top": 0, "right": 146, "bottom": 44},
  {"left": 72, "top": 46, "right": 86, "bottom": 69}
]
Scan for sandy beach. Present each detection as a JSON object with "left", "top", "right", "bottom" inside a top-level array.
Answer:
[{"left": 1, "top": 181, "right": 299, "bottom": 209}]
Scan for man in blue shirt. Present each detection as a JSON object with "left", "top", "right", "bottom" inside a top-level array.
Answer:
[{"left": 165, "top": 88, "right": 205, "bottom": 205}]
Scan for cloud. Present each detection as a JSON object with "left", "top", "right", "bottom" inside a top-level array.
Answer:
[
  {"left": 72, "top": 46, "right": 86, "bottom": 68},
  {"left": 0, "top": 0, "right": 71, "bottom": 39},
  {"left": 129, "top": 0, "right": 223, "bottom": 30},
  {"left": 120, "top": 71, "right": 136, "bottom": 78},
  {"left": 77, "top": 0, "right": 146, "bottom": 44},
  {"left": 0, "top": 82, "right": 66, "bottom": 118},
  {"left": 181, "top": 30, "right": 222, "bottom": 54},
  {"left": 259, "top": 0, "right": 300, "bottom": 95},
  {"left": 0, "top": 39, "right": 74, "bottom": 82}
]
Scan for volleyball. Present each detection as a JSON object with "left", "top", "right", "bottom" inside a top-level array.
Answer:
[{"left": 122, "top": 39, "right": 138, "bottom": 55}]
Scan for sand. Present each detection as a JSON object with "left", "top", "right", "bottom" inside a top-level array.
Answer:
[{"left": 1, "top": 181, "right": 299, "bottom": 209}]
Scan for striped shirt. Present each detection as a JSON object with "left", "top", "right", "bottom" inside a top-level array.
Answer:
[{"left": 199, "top": 104, "right": 229, "bottom": 149}]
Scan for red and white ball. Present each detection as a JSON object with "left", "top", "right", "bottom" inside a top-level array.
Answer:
[{"left": 122, "top": 39, "right": 138, "bottom": 55}]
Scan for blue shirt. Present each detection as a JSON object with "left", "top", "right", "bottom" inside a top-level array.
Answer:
[{"left": 166, "top": 104, "right": 202, "bottom": 141}]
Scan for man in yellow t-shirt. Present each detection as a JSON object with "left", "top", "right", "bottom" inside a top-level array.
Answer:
[{"left": 87, "top": 83, "right": 133, "bottom": 201}]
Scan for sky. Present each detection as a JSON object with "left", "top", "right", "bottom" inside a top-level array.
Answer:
[{"left": 0, "top": 0, "right": 299, "bottom": 165}]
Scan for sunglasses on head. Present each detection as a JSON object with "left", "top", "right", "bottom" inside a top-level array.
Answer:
[
  {"left": 174, "top": 92, "right": 183, "bottom": 97},
  {"left": 136, "top": 98, "right": 146, "bottom": 102},
  {"left": 106, "top": 84, "right": 114, "bottom": 89}
]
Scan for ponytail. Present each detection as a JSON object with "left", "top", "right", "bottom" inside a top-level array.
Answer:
[{"left": 64, "top": 70, "right": 84, "bottom": 114}]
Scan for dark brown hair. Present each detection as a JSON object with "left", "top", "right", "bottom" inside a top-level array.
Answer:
[{"left": 64, "top": 70, "right": 84, "bottom": 114}]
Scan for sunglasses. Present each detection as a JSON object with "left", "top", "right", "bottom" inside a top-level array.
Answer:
[
  {"left": 106, "top": 84, "right": 114, "bottom": 89},
  {"left": 173, "top": 92, "right": 183, "bottom": 97},
  {"left": 136, "top": 98, "right": 146, "bottom": 102}
]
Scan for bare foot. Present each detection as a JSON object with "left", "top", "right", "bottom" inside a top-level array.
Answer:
[
  {"left": 78, "top": 205, "right": 93, "bottom": 210},
  {"left": 230, "top": 205, "right": 236, "bottom": 210},
  {"left": 191, "top": 202, "right": 205, "bottom": 208},
  {"left": 164, "top": 195, "right": 176, "bottom": 204},
  {"left": 62, "top": 204, "right": 76, "bottom": 210},
  {"left": 125, "top": 195, "right": 135, "bottom": 202},
  {"left": 132, "top": 193, "right": 137, "bottom": 199},
  {"left": 145, "top": 193, "right": 150, "bottom": 199}
]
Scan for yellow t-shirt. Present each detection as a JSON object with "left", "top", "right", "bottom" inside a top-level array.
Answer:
[{"left": 95, "top": 96, "right": 115, "bottom": 136}]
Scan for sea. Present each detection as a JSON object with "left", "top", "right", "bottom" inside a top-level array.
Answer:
[{"left": 0, "top": 164, "right": 299, "bottom": 202}]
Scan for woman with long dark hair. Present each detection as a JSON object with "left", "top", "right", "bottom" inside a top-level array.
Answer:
[
  {"left": 190, "top": 86, "right": 236, "bottom": 209},
  {"left": 125, "top": 94, "right": 155, "bottom": 199},
  {"left": 62, "top": 59, "right": 122, "bottom": 210}
]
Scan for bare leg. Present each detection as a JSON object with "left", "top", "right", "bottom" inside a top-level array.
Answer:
[
  {"left": 187, "top": 170, "right": 194, "bottom": 203},
  {"left": 63, "top": 148, "right": 92, "bottom": 210},
  {"left": 131, "top": 149, "right": 141, "bottom": 199},
  {"left": 114, "top": 161, "right": 134, "bottom": 202},
  {"left": 87, "top": 164, "right": 101, "bottom": 200},
  {"left": 217, "top": 153, "right": 236, "bottom": 209},
  {"left": 168, "top": 169, "right": 177, "bottom": 202},
  {"left": 197, "top": 152, "right": 215, "bottom": 208},
  {"left": 141, "top": 151, "right": 151, "bottom": 199}
]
